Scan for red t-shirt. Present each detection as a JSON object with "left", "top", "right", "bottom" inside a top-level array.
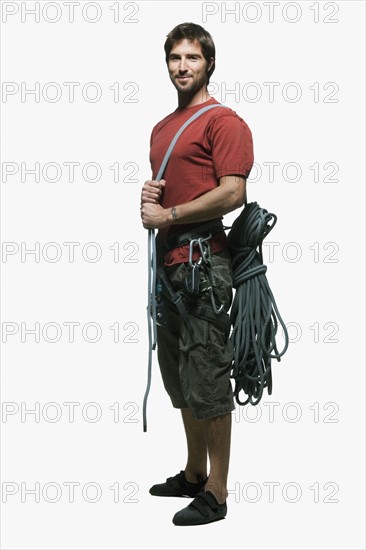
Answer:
[{"left": 149, "top": 97, "right": 254, "bottom": 266}]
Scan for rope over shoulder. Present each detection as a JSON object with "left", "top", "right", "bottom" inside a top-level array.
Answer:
[
  {"left": 228, "top": 202, "right": 289, "bottom": 406},
  {"left": 143, "top": 103, "right": 230, "bottom": 432}
]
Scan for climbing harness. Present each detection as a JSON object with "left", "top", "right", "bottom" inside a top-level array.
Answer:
[
  {"left": 228, "top": 202, "right": 289, "bottom": 405},
  {"left": 156, "top": 264, "right": 195, "bottom": 335},
  {"left": 142, "top": 103, "right": 289, "bottom": 431}
]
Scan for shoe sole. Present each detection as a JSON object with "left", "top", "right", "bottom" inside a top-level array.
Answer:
[
  {"left": 173, "top": 514, "right": 226, "bottom": 526},
  {"left": 149, "top": 491, "right": 197, "bottom": 498}
]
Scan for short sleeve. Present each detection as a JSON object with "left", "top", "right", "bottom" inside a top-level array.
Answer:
[
  {"left": 209, "top": 113, "right": 254, "bottom": 179},
  {"left": 149, "top": 127, "right": 156, "bottom": 177}
]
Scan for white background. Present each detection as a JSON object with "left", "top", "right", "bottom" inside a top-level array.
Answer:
[{"left": 0, "top": 1, "right": 365, "bottom": 549}]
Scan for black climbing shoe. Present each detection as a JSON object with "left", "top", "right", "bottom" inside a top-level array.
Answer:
[
  {"left": 172, "top": 490, "right": 227, "bottom": 526},
  {"left": 149, "top": 470, "right": 207, "bottom": 498}
]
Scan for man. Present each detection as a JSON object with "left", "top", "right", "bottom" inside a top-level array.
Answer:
[{"left": 140, "top": 22, "right": 254, "bottom": 526}]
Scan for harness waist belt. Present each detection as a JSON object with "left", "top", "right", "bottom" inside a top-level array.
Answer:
[{"left": 157, "top": 219, "right": 225, "bottom": 254}]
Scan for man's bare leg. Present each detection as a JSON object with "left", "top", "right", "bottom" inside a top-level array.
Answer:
[
  {"left": 181, "top": 408, "right": 208, "bottom": 483},
  {"left": 180, "top": 408, "right": 231, "bottom": 504},
  {"left": 204, "top": 412, "right": 232, "bottom": 504}
]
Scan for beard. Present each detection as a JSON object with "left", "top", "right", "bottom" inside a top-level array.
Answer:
[{"left": 170, "top": 71, "right": 209, "bottom": 95}]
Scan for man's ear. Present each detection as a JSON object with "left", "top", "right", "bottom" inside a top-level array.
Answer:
[{"left": 207, "top": 57, "right": 215, "bottom": 72}]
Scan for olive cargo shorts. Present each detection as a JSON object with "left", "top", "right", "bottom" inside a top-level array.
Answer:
[{"left": 156, "top": 248, "right": 235, "bottom": 419}]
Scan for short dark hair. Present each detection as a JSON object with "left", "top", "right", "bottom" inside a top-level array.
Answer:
[{"left": 164, "top": 22, "right": 216, "bottom": 84}]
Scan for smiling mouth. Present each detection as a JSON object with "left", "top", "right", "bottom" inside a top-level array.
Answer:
[{"left": 177, "top": 76, "right": 191, "bottom": 80}]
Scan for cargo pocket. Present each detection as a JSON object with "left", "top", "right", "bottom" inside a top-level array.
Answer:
[{"left": 186, "top": 351, "right": 215, "bottom": 414}]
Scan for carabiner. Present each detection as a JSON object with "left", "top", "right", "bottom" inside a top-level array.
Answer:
[
  {"left": 197, "top": 234, "right": 212, "bottom": 264},
  {"left": 210, "top": 287, "right": 224, "bottom": 314},
  {"left": 188, "top": 238, "right": 199, "bottom": 267}
]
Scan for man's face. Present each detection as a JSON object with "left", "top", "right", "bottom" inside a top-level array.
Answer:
[{"left": 167, "top": 38, "right": 213, "bottom": 95}]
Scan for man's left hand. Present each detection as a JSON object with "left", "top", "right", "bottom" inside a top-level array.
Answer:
[{"left": 141, "top": 202, "right": 170, "bottom": 230}]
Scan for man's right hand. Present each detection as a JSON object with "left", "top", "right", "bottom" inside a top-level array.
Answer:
[{"left": 141, "top": 179, "right": 166, "bottom": 205}]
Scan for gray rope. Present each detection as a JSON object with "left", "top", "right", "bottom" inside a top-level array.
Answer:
[{"left": 228, "top": 202, "right": 289, "bottom": 406}]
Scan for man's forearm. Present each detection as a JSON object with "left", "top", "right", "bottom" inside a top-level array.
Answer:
[
  {"left": 167, "top": 177, "right": 246, "bottom": 225},
  {"left": 140, "top": 175, "right": 246, "bottom": 230}
]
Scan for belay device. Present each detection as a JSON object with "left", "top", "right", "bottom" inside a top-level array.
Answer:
[{"left": 143, "top": 104, "right": 289, "bottom": 431}]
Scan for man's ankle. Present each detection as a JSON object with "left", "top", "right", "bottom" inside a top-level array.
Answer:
[{"left": 184, "top": 469, "right": 207, "bottom": 484}]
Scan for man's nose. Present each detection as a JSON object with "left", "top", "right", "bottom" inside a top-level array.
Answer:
[{"left": 178, "top": 58, "right": 188, "bottom": 71}]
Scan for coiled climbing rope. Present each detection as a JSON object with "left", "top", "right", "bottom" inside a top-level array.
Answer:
[{"left": 228, "top": 202, "right": 289, "bottom": 406}]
